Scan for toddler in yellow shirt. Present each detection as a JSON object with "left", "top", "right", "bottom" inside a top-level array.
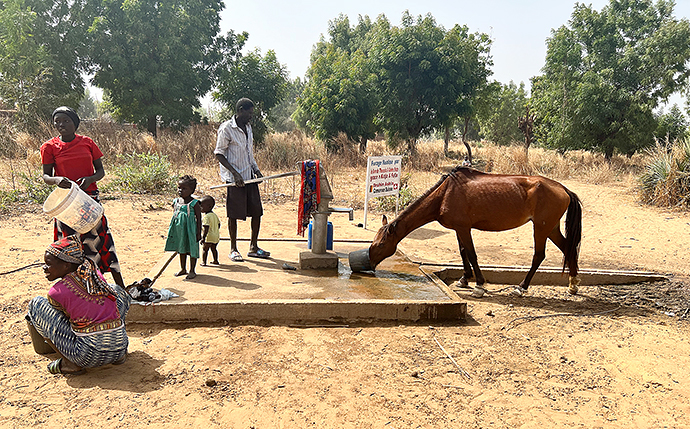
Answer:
[{"left": 199, "top": 196, "right": 221, "bottom": 266}]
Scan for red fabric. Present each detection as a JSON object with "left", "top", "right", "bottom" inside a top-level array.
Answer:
[
  {"left": 54, "top": 216, "right": 119, "bottom": 274},
  {"left": 40, "top": 135, "right": 103, "bottom": 193},
  {"left": 297, "top": 160, "right": 320, "bottom": 236}
]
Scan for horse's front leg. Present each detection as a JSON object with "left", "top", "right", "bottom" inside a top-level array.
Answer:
[
  {"left": 454, "top": 238, "right": 473, "bottom": 289},
  {"left": 455, "top": 229, "right": 486, "bottom": 298}
]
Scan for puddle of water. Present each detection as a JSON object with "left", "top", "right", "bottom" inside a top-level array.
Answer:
[{"left": 302, "top": 252, "right": 450, "bottom": 301}]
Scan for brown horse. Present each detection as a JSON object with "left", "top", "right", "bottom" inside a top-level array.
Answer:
[{"left": 351, "top": 166, "right": 582, "bottom": 297}]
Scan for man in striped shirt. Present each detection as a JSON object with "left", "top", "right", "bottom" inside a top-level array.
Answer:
[{"left": 214, "top": 98, "right": 270, "bottom": 262}]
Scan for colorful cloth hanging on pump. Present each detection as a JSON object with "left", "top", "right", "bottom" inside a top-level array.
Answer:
[{"left": 297, "top": 160, "right": 320, "bottom": 236}]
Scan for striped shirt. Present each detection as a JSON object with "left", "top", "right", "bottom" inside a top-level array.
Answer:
[{"left": 214, "top": 116, "right": 259, "bottom": 182}]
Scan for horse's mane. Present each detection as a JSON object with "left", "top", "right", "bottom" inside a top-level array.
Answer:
[{"left": 382, "top": 166, "right": 479, "bottom": 235}]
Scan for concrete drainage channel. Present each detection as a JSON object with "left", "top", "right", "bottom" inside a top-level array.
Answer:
[{"left": 420, "top": 264, "right": 667, "bottom": 289}]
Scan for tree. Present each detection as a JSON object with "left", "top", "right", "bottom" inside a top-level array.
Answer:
[
  {"left": 655, "top": 104, "right": 688, "bottom": 144},
  {"left": 367, "top": 12, "right": 492, "bottom": 154},
  {"left": 295, "top": 14, "right": 377, "bottom": 152},
  {"left": 532, "top": 0, "right": 690, "bottom": 159},
  {"left": 89, "top": 0, "right": 226, "bottom": 135},
  {"left": 79, "top": 88, "right": 99, "bottom": 119},
  {"left": 476, "top": 81, "right": 529, "bottom": 146},
  {"left": 213, "top": 47, "right": 289, "bottom": 143},
  {"left": 297, "top": 44, "right": 377, "bottom": 152},
  {"left": 518, "top": 105, "right": 536, "bottom": 154},
  {"left": 269, "top": 77, "right": 304, "bottom": 133},
  {"left": 0, "top": 0, "right": 50, "bottom": 118},
  {"left": 437, "top": 24, "right": 493, "bottom": 157},
  {"left": 0, "top": 0, "right": 91, "bottom": 123}
]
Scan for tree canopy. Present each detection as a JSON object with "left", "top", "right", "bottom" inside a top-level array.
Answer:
[
  {"left": 296, "top": 11, "right": 492, "bottom": 154},
  {"left": 0, "top": 0, "right": 91, "bottom": 124},
  {"left": 295, "top": 15, "right": 377, "bottom": 152},
  {"left": 88, "top": 0, "right": 225, "bottom": 135},
  {"left": 476, "top": 81, "right": 528, "bottom": 145},
  {"left": 531, "top": 0, "right": 690, "bottom": 158},
  {"left": 655, "top": 104, "right": 688, "bottom": 143},
  {"left": 368, "top": 12, "right": 492, "bottom": 153},
  {"left": 213, "top": 45, "right": 290, "bottom": 143}
]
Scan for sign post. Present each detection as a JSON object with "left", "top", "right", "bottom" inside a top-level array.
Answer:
[{"left": 364, "top": 155, "right": 402, "bottom": 230}]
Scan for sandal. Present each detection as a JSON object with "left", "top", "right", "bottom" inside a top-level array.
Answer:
[
  {"left": 247, "top": 248, "right": 271, "bottom": 259},
  {"left": 47, "top": 358, "right": 85, "bottom": 375},
  {"left": 229, "top": 250, "right": 243, "bottom": 262}
]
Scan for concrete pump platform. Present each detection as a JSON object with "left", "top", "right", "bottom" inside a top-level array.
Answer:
[{"left": 127, "top": 240, "right": 466, "bottom": 325}]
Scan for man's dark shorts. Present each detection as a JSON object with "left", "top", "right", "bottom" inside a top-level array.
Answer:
[{"left": 226, "top": 182, "right": 263, "bottom": 220}]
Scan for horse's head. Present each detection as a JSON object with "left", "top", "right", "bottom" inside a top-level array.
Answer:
[
  {"left": 349, "top": 215, "right": 397, "bottom": 272},
  {"left": 370, "top": 215, "right": 398, "bottom": 268}
]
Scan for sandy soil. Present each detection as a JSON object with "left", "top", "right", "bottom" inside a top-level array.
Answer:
[{"left": 1, "top": 175, "right": 689, "bottom": 428}]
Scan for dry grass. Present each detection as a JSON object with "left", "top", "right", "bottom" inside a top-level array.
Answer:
[
  {"left": 0, "top": 118, "right": 653, "bottom": 213},
  {"left": 474, "top": 143, "right": 644, "bottom": 183}
]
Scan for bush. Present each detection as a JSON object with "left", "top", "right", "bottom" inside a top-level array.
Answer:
[
  {"left": 105, "top": 153, "right": 177, "bottom": 194},
  {"left": 376, "top": 173, "right": 417, "bottom": 212},
  {"left": 0, "top": 189, "right": 21, "bottom": 214},
  {"left": 639, "top": 140, "right": 690, "bottom": 208},
  {"left": 20, "top": 172, "right": 52, "bottom": 203},
  {"left": 0, "top": 172, "right": 51, "bottom": 214}
]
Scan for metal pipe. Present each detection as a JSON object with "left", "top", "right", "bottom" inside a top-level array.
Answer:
[
  {"left": 209, "top": 171, "right": 299, "bottom": 189},
  {"left": 217, "top": 237, "right": 372, "bottom": 243},
  {"left": 328, "top": 207, "right": 354, "bottom": 221}
]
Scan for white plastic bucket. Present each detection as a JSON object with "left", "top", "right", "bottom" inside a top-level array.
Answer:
[{"left": 43, "top": 182, "right": 104, "bottom": 234}]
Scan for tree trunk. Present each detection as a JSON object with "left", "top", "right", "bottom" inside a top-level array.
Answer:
[
  {"left": 407, "top": 139, "right": 417, "bottom": 157},
  {"left": 524, "top": 135, "right": 531, "bottom": 156},
  {"left": 605, "top": 147, "right": 614, "bottom": 161},
  {"left": 518, "top": 106, "right": 535, "bottom": 159},
  {"left": 462, "top": 117, "right": 472, "bottom": 163},
  {"left": 147, "top": 115, "right": 157, "bottom": 137},
  {"left": 444, "top": 125, "right": 450, "bottom": 156},
  {"left": 359, "top": 136, "right": 368, "bottom": 154}
]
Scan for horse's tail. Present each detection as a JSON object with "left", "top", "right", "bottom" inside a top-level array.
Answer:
[{"left": 562, "top": 188, "right": 582, "bottom": 276}]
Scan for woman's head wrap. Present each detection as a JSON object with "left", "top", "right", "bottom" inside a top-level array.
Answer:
[
  {"left": 52, "top": 106, "right": 80, "bottom": 130},
  {"left": 47, "top": 235, "right": 115, "bottom": 297}
]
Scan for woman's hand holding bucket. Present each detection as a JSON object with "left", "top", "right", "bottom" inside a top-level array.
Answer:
[
  {"left": 75, "top": 177, "right": 94, "bottom": 190},
  {"left": 47, "top": 176, "right": 72, "bottom": 189}
]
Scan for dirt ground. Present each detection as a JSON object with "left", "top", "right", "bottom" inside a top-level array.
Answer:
[{"left": 1, "top": 175, "right": 689, "bottom": 428}]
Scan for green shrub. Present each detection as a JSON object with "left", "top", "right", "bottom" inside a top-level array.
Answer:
[
  {"left": 106, "top": 153, "right": 176, "bottom": 194},
  {"left": 19, "top": 172, "right": 52, "bottom": 204},
  {"left": 0, "top": 189, "right": 21, "bottom": 213},
  {"left": 639, "top": 140, "right": 690, "bottom": 208},
  {"left": 0, "top": 172, "right": 51, "bottom": 214},
  {"left": 376, "top": 173, "right": 417, "bottom": 212}
]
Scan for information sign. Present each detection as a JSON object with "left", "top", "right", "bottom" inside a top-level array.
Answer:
[{"left": 364, "top": 155, "right": 402, "bottom": 229}]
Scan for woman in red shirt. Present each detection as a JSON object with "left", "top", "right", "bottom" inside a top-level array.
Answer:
[{"left": 41, "top": 106, "right": 125, "bottom": 288}]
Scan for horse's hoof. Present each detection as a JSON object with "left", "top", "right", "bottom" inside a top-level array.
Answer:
[
  {"left": 470, "top": 287, "right": 486, "bottom": 298},
  {"left": 568, "top": 276, "right": 580, "bottom": 295},
  {"left": 568, "top": 285, "right": 579, "bottom": 295},
  {"left": 454, "top": 278, "right": 471, "bottom": 289},
  {"left": 510, "top": 287, "right": 526, "bottom": 297}
]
